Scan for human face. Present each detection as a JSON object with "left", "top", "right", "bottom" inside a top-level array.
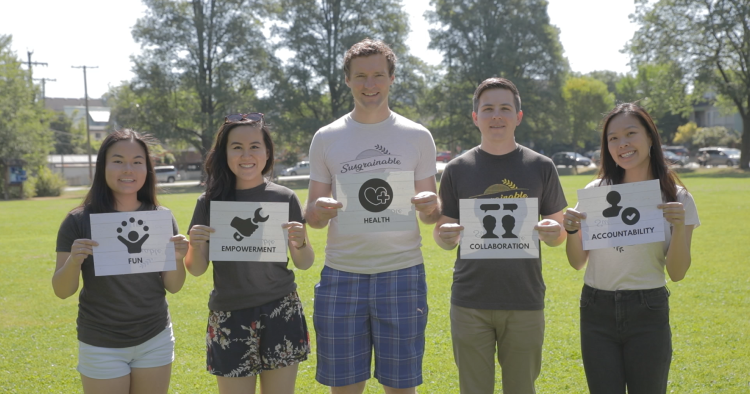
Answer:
[
  {"left": 606, "top": 114, "right": 653, "bottom": 174},
  {"left": 226, "top": 125, "right": 268, "bottom": 190},
  {"left": 472, "top": 88, "right": 523, "bottom": 146},
  {"left": 105, "top": 139, "right": 148, "bottom": 202},
  {"left": 345, "top": 54, "right": 395, "bottom": 122}
]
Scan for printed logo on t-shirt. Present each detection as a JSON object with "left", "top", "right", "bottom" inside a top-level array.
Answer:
[
  {"left": 470, "top": 179, "right": 529, "bottom": 199},
  {"left": 339, "top": 144, "right": 402, "bottom": 174}
]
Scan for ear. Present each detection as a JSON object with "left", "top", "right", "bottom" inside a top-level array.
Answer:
[
  {"left": 472, "top": 111, "right": 479, "bottom": 127},
  {"left": 389, "top": 73, "right": 395, "bottom": 85},
  {"left": 516, "top": 110, "right": 524, "bottom": 125},
  {"left": 345, "top": 75, "right": 351, "bottom": 88}
]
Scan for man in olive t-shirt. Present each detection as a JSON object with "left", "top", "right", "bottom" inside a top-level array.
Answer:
[{"left": 433, "top": 78, "right": 567, "bottom": 394}]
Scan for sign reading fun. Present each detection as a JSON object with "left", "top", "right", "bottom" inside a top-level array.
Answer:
[
  {"left": 335, "top": 171, "right": 416, "bottom": 234},
  {"left": 577, "top": 179, "right": 665, "bottom": 250},
  {"left": 209, "top": 201, "right": 288, "bottom": 262},
  {"left": 90, "top": 210, "right": 176, "bottom": 276},
  {"left": 459, "top": 198, "right": 540, "bottom": 259}
]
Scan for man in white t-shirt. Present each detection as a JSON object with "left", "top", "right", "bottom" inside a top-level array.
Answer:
[{"left": 305, "top": 39, "right": 440, "bottom": 394}]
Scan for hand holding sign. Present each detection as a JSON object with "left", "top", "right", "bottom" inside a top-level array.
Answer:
[
  {"left": 658, "top": 202, "right": 686, "bottom": 227},
  {"left": 563, "top": 207, "right": 587, "bottom": 233},
  {"left": 282, "top": 221, "right": 306, "bottom": 248},
  {"left": 171, "top": 234, "right": 189, "bottom": 260},
  {"left": 189, "top": 225, "right": 215, "bottom": 246},
  {"left": 68, "top": 239, "right": 99, "bottom": 266}
]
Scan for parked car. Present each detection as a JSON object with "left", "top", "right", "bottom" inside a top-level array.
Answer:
[
  {"left": 697, "top": 147, "right": 740, "bottom": 167},
  {"left": 551, "top": 152, "right": 591, "bottom": 167},
  {"left": 154, "top": 165, "right": 180, "bottom": 183},
  {"left": 586, "top": 149, "right": 601, "bottom": 165},
  {"left": 662, "top": 145, "right": 690, "bottom": 158},
  {"left": 436, "top": 151, "right": 452, "bottom": 162},
  {"left": 281, "top": 160, "right": 310, "bottom": 176},
  {"left": 663, "top": 150, "right": 688, "bottom": 166}
]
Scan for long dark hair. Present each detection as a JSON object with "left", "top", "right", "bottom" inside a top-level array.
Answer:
[
  {"left": 204, "top": 118, "right": 275, "bottom": 202},
  {"left": 597, "top": 103, "right": 683, "bottom": 202},
  {"left": 80, "top": 129, "right": 158, "bottom": 213}
]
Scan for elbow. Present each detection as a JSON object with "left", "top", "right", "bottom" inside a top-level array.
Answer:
[{"left": 165, "top": 283, "right": 184, "bottom": 294}]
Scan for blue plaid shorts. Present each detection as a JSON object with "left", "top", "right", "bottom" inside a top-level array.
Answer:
[{"left": 313, "top": 264, "right": 428, "bottom": 389}]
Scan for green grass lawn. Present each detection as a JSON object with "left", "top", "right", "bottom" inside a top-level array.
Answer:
[{"left": 1, "top": 170, "right": 748, "bottom": 393}]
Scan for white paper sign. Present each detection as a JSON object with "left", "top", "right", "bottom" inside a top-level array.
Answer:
[
  {"left": 209, "top": 201, "right": 288, "bottom": 262},
  {"left": 459, "top": 198, "right": 540, "bottom": 259},
  {"left": 90, "top": 210, "right": 176, "bottom": 276},
  {"left": 335, "top": 171, "right": 416, "bottom": 234},
  {"left": 577, "top": 179, "right": 665, "bottom": 250}
]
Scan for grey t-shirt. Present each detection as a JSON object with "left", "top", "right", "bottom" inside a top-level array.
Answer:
[
  {"left": 439, "top": 145, "right": 567, "bottom": 310},
  {"left": 188, "top": 182, "right": 304, "bottom": 311},
  {"left": 56, "top": 204, "right": 178, "bottom": 348}
]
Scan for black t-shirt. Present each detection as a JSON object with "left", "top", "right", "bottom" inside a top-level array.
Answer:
[
  {"left": 439, "top": 145, "right": 567, "bottom": 310},
  {"left": 189, "top": 182, "right": 305, "bottom": 311},
  {"left": 56, "top": 204, "right": 179, "bottom": 348}
]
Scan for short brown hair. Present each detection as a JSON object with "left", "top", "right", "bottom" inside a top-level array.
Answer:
[
  {"left": 473, "top": 78, "right": 522, "bottom": 113},
  {"left": 343, "top": 39, "right": 397, "bottom": 78}
]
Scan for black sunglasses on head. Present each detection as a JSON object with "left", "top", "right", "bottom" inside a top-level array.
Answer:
[{"left": 224, "top": 112, "right": 264, "bottom": 124}]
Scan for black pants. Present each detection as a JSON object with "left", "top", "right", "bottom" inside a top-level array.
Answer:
[{"left": 579, "top": 284, "right": 672, "bottom": 394}]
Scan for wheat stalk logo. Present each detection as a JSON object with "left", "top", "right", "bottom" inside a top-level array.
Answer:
[{"left": 502, "top": 179, "right": 518, "bottom": 189}]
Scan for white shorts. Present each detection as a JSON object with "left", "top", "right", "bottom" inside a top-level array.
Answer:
[{"left": 77, "top": 325, "right": 174, "bottom": 379}]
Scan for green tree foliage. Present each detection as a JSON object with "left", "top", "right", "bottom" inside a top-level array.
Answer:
[
  {"left": 266, "top": 0, "right": 419, "bottom": 153},
  {"left": 0, "top": 35, "right": 53, "bottom": 174},
  {"left": 673, "top": 121, "right": 698, "bottom": 147},
  {"left": 562, "top": 77, "right": 614, "bottom": 163},
  {"left": 425, "top": 0, "right": 569, "bottom": 152},
  {"left": 50, "top": 111, "right": 87, "bottom": 154},
  {"left": 629, "top": 0, "right": 750, "bottom": 168},
  {"left": 693, "top": 126, "right": 741, "bottom": 148},
  {"left": 109, "top": 0, "right": 272, "bottom": 157}
]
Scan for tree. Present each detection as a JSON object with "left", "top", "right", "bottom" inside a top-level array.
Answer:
[
  {"left": 50, "top": 111, "right": 87, "bottom": 155},
  {"left": 693, "top": 126, "right": 741, "bottom": 147},
  {"left": 629, "top": 0, "right": 750, "bottom": 169},
  {"left": 110, "top": 0, "right": 272, "bottom": 157},
  {"left": 266, "top": 0, "right": 416, "bottom": 151},
  {"left": 0, "top": 35, "right": 53, "bottom": 198},
  {"left": 562, "top": 76, "right": 615, "bottom": 173},
  {"left": 426, "top": 0, "right": 569, "bottom": 152}
]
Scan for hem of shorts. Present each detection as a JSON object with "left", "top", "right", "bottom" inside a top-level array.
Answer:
[
  {"left": 324, "top": 259, "right": 424, "bottom": 275},
  {"left": 316, "top": 372, "right": 371, "bottom": 388},
  {"left": 78, "top": 367, "right": 132, "bottom": 380},
  {"left": 451, "top": 299, "right": 544, "bottom": 311},
  {"left": 375, "top": 376, "right": 423, "bottom": 390},
  {"left": 208, "top": 355, "right": 308, "bottom": 378}
]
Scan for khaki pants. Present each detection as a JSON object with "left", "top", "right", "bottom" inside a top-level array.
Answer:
[{"left": 450, "top": 305, "right": 545, "bottom": 394}]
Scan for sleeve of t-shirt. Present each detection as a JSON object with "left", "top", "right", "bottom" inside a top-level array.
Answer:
[
  {"left": 289, "top": 192, "right": 305, "bottom": 224},
  {"left": 415, "top": 129, "right": 438, "bottom": 181},
  {"left": 308, "top": 131, "right": 332, "bottom": 184},
  {"left": 679, "top": 189, "right": 700, "bottom": 229},
  {"left": 438, "top": 164, "right": 460, "bottom": 220},
  {"left": 56, "top": 212, "right": 81, "bottom": 253},
  {"left": 188, "top": 194, "right": 209, "bottom": 230},
  {"left": 540, "top": 161, "right": 568, "bottom": 216}
]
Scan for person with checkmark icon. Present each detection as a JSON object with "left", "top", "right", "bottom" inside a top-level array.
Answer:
[{"left": 563, "top": 103, "right": 700, "bottom": 394}]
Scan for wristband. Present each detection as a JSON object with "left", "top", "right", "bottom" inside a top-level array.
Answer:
[{"left": 566, "top": 228, "right": 579, "bottom": 235}]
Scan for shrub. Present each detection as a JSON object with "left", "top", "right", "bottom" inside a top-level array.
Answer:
[{"left": 34, "top": 167, "right": 66, "bottom": 197}]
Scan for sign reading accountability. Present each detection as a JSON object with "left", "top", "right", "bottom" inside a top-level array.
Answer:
[
  {"left": 90, "top": 210, "right": 176, "bottom": 276},
  {"left": 459, "top": 198, "right": 539, "bottom": 259},
  {"left": 577, "top": 179, "right": 665, "bottom": 250},
  {"left": 209, "top": 201, "right": 288, "bottom": 262},
  {"left": 335, "top": 171, "right": 416, "bottom": 234}
]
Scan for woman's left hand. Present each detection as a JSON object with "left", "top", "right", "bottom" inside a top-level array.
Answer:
[
  {"left": 658, "top": 202, "right": 685, "bottom": 227},
  {"left": 283, "top": 222, "right": 307, "bottom": 249},
  {"left": 171, "top": 234, "right": 189, "bottom": 260}
]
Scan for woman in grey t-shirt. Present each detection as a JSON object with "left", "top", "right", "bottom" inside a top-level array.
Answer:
[{"left": 53, "top": 129, "right": 188, "bottom": 394}]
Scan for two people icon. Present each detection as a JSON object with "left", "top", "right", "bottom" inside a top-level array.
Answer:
[{"left": 481, "top": 215, "right": 517, "bottom": 239}]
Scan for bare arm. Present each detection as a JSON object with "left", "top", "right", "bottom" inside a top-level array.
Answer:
[
  {"left": 660, "top": 202, "right": 694, "bottom": 282},
  {"left": 433, "top": 215, "right": 463, "bottom": 250},
  {"left": 304, "top": 180, "right": 341, "bottom": 229},
  {"left": 563, "top": 208, "right": 589, "bottom": 270},
  {"left": 52, "top": 239, "right": 98, "bottom": 299},
  {"left": 284, "top": 222, "right": 315, "bottom": 270},
  {"left": 162, "top": 234, "right": 188, "bottom": 293},
  {"left": 185, "top": 225, "right": 214, "bottom": 276},
  {"left": 413, "top": 176, "right": 441, "bottom": 225}
]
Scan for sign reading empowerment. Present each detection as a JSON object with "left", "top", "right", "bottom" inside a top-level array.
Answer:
[
  {"left": 209, "top": 201, "right": 288, "bottom": 262},
  {"left": 459, "top": 198, "right": 539, "bottom": 259},
  {"left": 90, "top": 210, "right": 176, "bottom": 276},
  {"left": 335, "top": 171, "right": 416, "bottom": 234},
  {"left": 577, "top": 179, "right": 665, "bottom": 250}
]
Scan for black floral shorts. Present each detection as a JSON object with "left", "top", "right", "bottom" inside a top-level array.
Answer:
[{"left": 206, "top": 292, "right": 310, "bottom": 377}]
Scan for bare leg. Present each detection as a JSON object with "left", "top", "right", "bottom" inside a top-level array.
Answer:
[
  {"left": 383, "top": 386, "right": 417, "bottom": 394},
  {"left": 129, "top": 364, "right": 172, "bottom": 394},
  {"left": 330, "top": 381, "right": 367, "bottom": 394},
  {"left": 81, "top": 373, "right": 130, "bottom": 394},
  {"left": 258, "top": 364, "right": 299, "bottom": 394},
  {"left": 217, "top": 375, "right": 258, "bottom": 394}
]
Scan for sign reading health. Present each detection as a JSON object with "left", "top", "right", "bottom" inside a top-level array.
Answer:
[
  {"left": 90, "top": 210, "right": 176, "bottom": 276},
  {"left": 577, "top": 179, "right": 665, "bottom": 250},
  {"left": 209, "top": 201, "right": 288, "bottom": 262},
  {"left": 335, "top": 171, "right": 416, "bottom": 234},
  {"left": 459, "top": 198, "right": 539, "bottom": 259}
]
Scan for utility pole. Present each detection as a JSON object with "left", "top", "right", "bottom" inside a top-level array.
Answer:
[
  {"left": 72, "top": 65, "right": 99, "bottom": 183},
  {"left": 33, "top": 78, "right": 56, "bottom": 106},
  {"left": 26, "top": 51, "right": 48, "bottom": 103}
]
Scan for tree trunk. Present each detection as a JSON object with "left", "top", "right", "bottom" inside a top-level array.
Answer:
[{"left": 741, "top": 113, "right": 750, "bottom": 170}]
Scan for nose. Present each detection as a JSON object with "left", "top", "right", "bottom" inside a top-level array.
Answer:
[{"left": 364, "top": 76, "right": 376, "bottom": 89}]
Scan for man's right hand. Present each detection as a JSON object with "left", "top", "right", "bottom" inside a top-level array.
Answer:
[{"left": 314, "top": 197, "right": 343, "bottom": 222}]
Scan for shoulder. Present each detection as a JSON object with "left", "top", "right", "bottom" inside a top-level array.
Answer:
[
  {"left": 518, "top": 146, "right": 554, "bottom": 166},
  {"left": 265, "top": 182, "right": 296, "bottom": 198},
  {"left": 585, "top": 178, "right": 608, "bottom": 189},
  {"left": 676, "top": 185, "right": 696, "bottom": 204},
  {"left": 314, "top": 114, "right": 350, "bottom": 136}
]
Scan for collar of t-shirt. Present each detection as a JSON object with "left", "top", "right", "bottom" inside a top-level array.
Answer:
[
  {"left": 476, "top": 144, "right": 522, "bottom": 161},
  {"left": 344, "top": 112, "right": 397, "bottom": 131}
]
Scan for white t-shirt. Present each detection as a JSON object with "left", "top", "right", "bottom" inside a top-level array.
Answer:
[
  {"left": 582, "top": 179, "right": 700, "bottom": 290},
  {"left": 308, "top": 111, "right": 437, "bottom": 274}
]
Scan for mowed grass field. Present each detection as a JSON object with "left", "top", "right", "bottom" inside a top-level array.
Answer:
[{"left": 1, "top": 170, "right": 748, "bottom": 393}]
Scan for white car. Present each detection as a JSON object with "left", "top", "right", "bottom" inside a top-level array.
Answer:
[
  {"left": 154, "top": 165, "right": 180, "bottom": 183},
  {"left": 281, "top": 161, "right": 310, "bottom": 176}
]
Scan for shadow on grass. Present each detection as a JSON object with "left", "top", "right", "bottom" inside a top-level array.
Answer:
[{"left": 677, "top": 168, "right": 750, "bottom": 178}]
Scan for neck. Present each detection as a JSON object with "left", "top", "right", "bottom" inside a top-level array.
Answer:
[
  {"left": 480, "top": 139, "right": 517, "bottom": 156},
  {"left": 350, "top": 106, "right": 391, "bottom": 124},
  {"left": 236, "top": 177, "right": 265, "bottom": 190},
  {"left": 114, "top": 194, "right": 142, "bottom": 212},
  {"left": 622, "top": 162, "right": 653, "bottom": 183}
]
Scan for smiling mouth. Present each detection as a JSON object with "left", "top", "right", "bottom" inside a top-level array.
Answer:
[
  {"left": 363, "top": 92, "right": 378, "bottom": 97},
  {"left": 619, "top": 151, "right": 636, "bottom": 158},
  {"left": 239, "top": 163, "right": 256, "bottom": 168},
  {"left": 120, "top": 178, "right": 136, "bottom": 183}
]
